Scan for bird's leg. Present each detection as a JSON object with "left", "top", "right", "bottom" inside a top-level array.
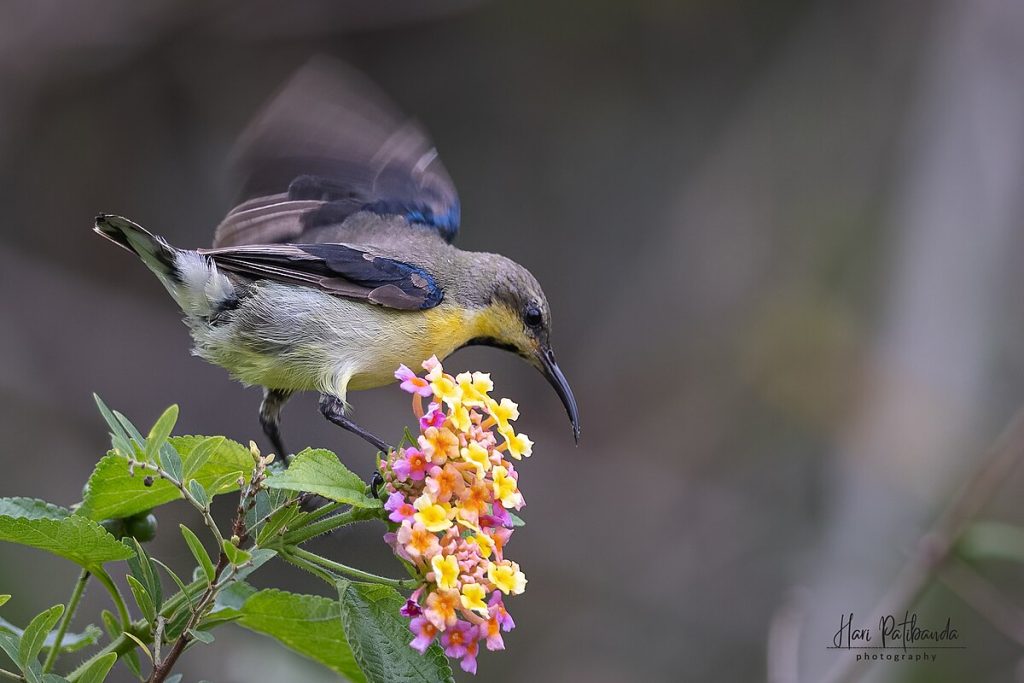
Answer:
[
  {"left": 318, "top": 394, "right": 393, "bottom": 453},
  {"left": 260, "top": 388, "right": 293, "bottom": 459}
]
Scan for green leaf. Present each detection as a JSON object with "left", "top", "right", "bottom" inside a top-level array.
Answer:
[
  {"left": 337, "top": 580, "right": 454, "bottom": 683},
  {"left": 958, "top": 521, "right": 1024, "bottom": 563},
  {"left": 0, "top": 503, "right": 135, "bottom": 570},
  {"left": 180, "top": 525, "right": 215, "bottom": 583},
  {"left": 0, "top": 618, "right": 102, "bottom": 654},
  {"left": 188, "top": 480, "right": 209, "bottom": 510},
  {"left": 0, "top": 632, "right": 20, "bottom": 666},
  {"left": 235, "top": 589, "right": 365, "bottom": 682},
  {"left": 0, "top": 595, "right": 9, "bottom": 608},
  {"left": 126, "top": 539, "right": 162, "bottom": 613},
  {"left": 508, "top": 511, "right": 526, "bottom": 527},
  {"left": 125, "top": 576, "right": 156, "bottom": 625},
  {"left": 19, "top": 605, "right": 64, "bottom": 670},
  {"left": 222, "top": 540, "right": 250, "bottom": 566},
  {"left": 265, "top": 449, "right": 380, "bottom": 508},
  {"left": 75, "top": 652, "right": 116, "bottom": 683},
  {"left": 42, "top": 675, "right": 68, "bottom": 683},
  {"left": 187, "top": 628, "right": 214, "bottom": 645},
  {"left": 80, "top": 436, "right": 252, "bottom": 521},
  {"left": 150, "top": 559, "right": 191, "bottom": 612},
  {"left": 182, "top": 437, "right": 224, "bottom": 483},
  {"left": 233, "top": 549, "right": 276, "bottom": 582},
  {"left": 93, "top": 395, "right": 134, "bottom": 459},
  {"left": 159, "top": 448, "right": 183, "bottom": 484},
  {"left": 0, "top": 499, "right": 70, "bottom": 521},
  {"left": 145, "top": 405, "right": 179, "bottom": 464}
]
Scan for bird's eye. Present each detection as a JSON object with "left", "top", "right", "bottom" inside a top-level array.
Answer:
[{"left": 524, "top": 306, "right": 543, "bottom": 328}]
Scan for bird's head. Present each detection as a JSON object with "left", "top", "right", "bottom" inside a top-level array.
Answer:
[{"left": 460, "top": 254, "right": 580, "bottom": 443}]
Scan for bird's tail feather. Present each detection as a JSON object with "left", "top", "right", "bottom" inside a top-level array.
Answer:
[{"left": 94, "top": 214, "right": 179, "bottom": 280}]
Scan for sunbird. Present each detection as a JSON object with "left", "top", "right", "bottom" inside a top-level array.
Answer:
[{"left": 94, "top": 60, "right": 579, "bottom": 458}]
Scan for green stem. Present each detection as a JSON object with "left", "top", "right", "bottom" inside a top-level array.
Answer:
[
  {"left": 93, "top": 569, "right": 131, "bottom": 630},
  {"left": 295, "top": 501, "right": 343, "bottom": 526},
  {"left": 0, "top": 667, "right": 22, "bottom": 681},
  {"left": 288, "top": 547, "right": 416, "bottom": 589},
  {"left": 42, "top": 569, "right": 90, "bottom": 673},
  {"left": 281, "top": 506, "right": 380, "bottom": 545}
]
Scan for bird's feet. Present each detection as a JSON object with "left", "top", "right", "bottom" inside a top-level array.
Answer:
[{"left": 318, "top": 394, "right": 394, "bottom": 453}]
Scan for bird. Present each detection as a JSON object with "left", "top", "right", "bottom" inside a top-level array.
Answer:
[{"left": 93, "top": 59, "right": 579, "bottom": 460}]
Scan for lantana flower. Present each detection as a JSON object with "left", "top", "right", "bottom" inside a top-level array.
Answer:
[{"left": 382, "top": 356, "right": 532, "bottom": 674}]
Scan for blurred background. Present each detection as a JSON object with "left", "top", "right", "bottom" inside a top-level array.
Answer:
[{"left": 3, "top": 0, "right": 1024, "bottom": 681}]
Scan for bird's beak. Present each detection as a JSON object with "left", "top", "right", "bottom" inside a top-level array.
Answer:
[{"left": 537, "top": 347, "right": 580, "bottom": 444}]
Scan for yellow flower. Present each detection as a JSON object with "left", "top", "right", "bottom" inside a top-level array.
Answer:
[
  {"left": 458, "top": 519, "right": 495, "bottom": 558},
  {"left": 413, "top": 493, "right": 454, "bottom": 532},
  {"left": 461, "top": 441, "right": 491, "bottom": 478},
  {"left": 491, "top": 465, "right": 523, "bottom": 509},
  {"left": 487, "top": 560, "right": 527, "bottom": 595},
  {"left": 499, "top": 425, "right": 533, "bottom": 460},
  {"left": 487, "top": 397, "right": 519, "bottom": 431},
  {"left": 460, "top": 583, "right": 489, "bottom": 615},
  {"left": 430, "top": 374, "right": 462, "bottom": 409},
  {"left": 456, "top": 372, "right": 493, "bottom": 406},
  {"left": 431, "top": 554, "right": 461, "bottom": 591},
  {"left": 449, "top": 403, "right": 472, "bottom": 433}
]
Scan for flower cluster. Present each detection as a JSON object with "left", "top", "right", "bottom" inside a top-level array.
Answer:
[{"left": 380, "top": 356, "right": 532, "bottom": 674}]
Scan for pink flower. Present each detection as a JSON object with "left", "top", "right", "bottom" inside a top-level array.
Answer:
[
  {"left": 489, "top": 592, "right": 515, "bottom": 632},
  {"left": 409, "top": 616, "right": 438, "bottom": 653},
  {"left": 487, "top": 504, "right": 513, "bottom": 528},
  {"left": 419, "top": 402, "right": 447, "bottom": 431},
  {"left": 392, "top": 447, "right": 428, "bottom": 481},
  {"left": 460, "top": 638, "right": 480, "bottom": 674},
  {"left": 385, "top": 491, "right": 416, "bottom": 523},
  {"left": 481, "top": 617, "right": 505, "bottom": 652},
  {"left": 440, "top": 620, "right": 474, "bottom": 659},
  {"left": 396, "top": 364, "right": 433, "bottom": 397}
]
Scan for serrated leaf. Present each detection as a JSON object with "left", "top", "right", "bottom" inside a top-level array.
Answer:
[
  {"left": 180, "top": 525, "right": 215, "bottom": 583},
  {"left": 126, "top": 576, "right": 156, "bottom": 624},
  {"left": 182, "top": 437, "right": 224, "bottom": 483},
  {"left": 222, "top": 541, "right": 250, "bottom": 566},
  {"left": 0, "top": 505, "right": 135, "bottom": 570},
  {"left": 80, "top": 436, "right": 252, "bottom": 521},
  {"left": 187, "top": 628, "right": 214, "bottom": 645},
  {"left": 337, "top": 580, "right": 454, "bottom": 683},
  {"left": 75, "top": 651, "right": 116, "bottom": 683},
  {"left": 145, "top": 405, "right": 179, "bottom": 464},
  {"left": 19, "top": 605, "right": 64, "bottom": 669},
  {"left": 265, "top": 449, "right": 380, "bottom": 508},
  {"left": 236, "top": 589, "right": 365, "bottom": 682},
  {"left": 0, "top": 499, "right": 70, "bottom": 521},
  {"left": 188, "top": 480, "right": 208, "bottom": 510}
]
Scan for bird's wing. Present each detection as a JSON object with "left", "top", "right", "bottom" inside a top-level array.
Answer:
[
  {"left": 213, "top": 59, "right": 459, "bottom": 249},
  {"left": 200, "top": 243, "right": 443, "bottom": 310}
]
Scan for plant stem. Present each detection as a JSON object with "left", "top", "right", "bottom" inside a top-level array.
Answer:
[
  {"left": 288, "top": 547, "right": 416, "bottom": 589},
  {"left": 93, "top": 569, "right": 131, "bottom": 630},
  {"left": 0, "top": 668, "right": 22, "bottom": 681},
  {"left": 281, "top": 506, "right": 380, "bottom": 545},
  {"left": 42, "top": 569, "right": 90, "bottom": 673}
]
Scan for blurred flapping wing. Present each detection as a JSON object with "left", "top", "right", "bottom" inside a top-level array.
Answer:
[{"left": 214, "top": 59, "right": 460, "bottom": 249}]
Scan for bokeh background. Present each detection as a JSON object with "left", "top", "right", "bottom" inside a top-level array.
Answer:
[{"left": 3, "top": 1, "right": 1024, "bottom": 681}]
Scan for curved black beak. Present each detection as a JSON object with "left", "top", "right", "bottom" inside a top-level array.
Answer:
[{"left": 538, "top": 347, "right": 580, "bottom": 444}]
